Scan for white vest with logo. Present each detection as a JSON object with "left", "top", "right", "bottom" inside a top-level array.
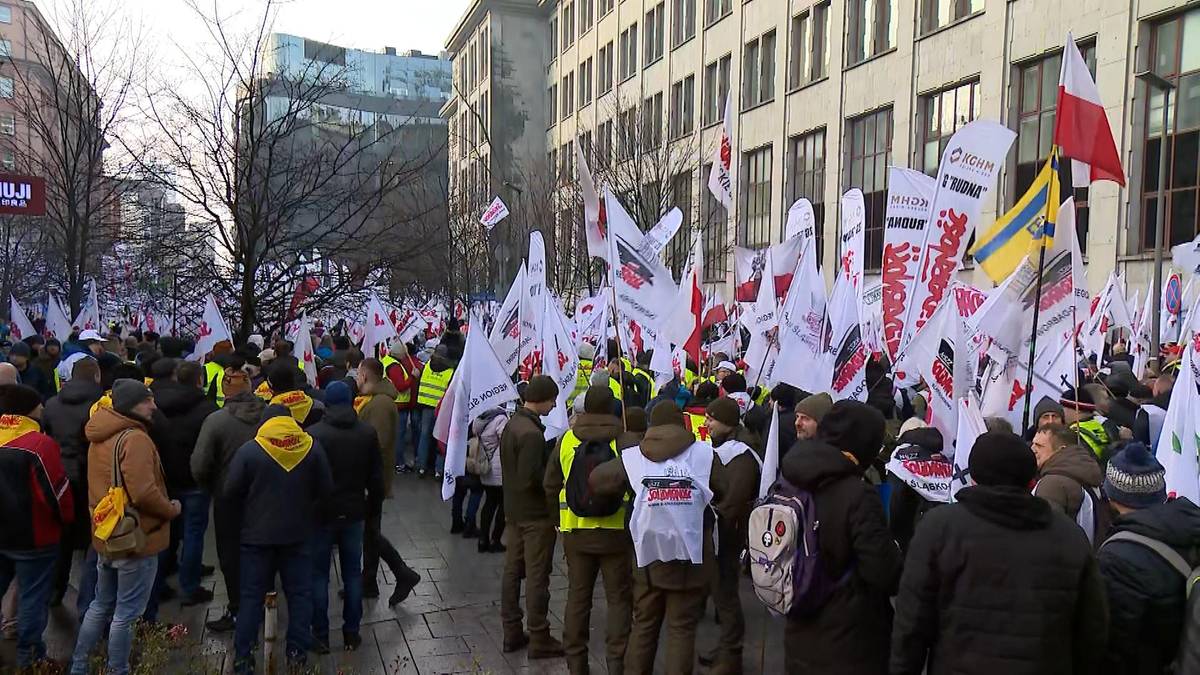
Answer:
[{"left": 623, "top": 441, "right": 715, "bottom": 568}]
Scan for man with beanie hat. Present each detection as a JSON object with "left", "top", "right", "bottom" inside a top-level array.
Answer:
[
  {"left": 588, "top": 401, "right": 729, "bottom": 675},
  {"left": 1031, "top": 423, "right": 1109, "bottom": 542},
  {"left": 1060, "top": 385, "right": 1119, "bottom": 463},
  {"left": 265, "top": 363, "right": 324, "bottom": 428},
  {"left": 543, "top": 385, "right": 636, "bottom": 675},
  {"left": 1096, "top": 442, "right": 1200, "bottom": 674},
  {"left": 778, "top": 401, "right": 900, "bottom": 674},
  {"left": 890, "top": 431, "right": 1107, "bottom": 675},
  {"left": 223, "top": 406, "right": 333, "bottom": 673},
  {"left": 794, "top": 392, "right": 833, "bottom": 442},
  {"left": 73, "top": 379, "right": 181, "bottom": 675},
  {"left": 0, "top": 384, "right": 74, "bottom": 667},
  {"left": 700, "top": 396, "right": 761, "bottom": 674},
  {"left": 499, "top": 374, "right": 564, "bottom": 658},
  {"left": 1024, "top": 395, "right": 1065, "bottom": 440}
]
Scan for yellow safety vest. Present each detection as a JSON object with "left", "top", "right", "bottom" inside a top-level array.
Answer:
[
  {"left": 570, "top": 358, "right": 593, "bottom": 406},
  {"left": 633, "top": 367, "right": 656, "bottom": 398},
  {"left": 558, "top": 430, "right": 628, "bottom": 532},
  {"left": 205, "top": 361, "right": 225, "bottom": 407},
  {"left": 1073, "top": 419, "right": 1111, "bottom": 459},
  {"left": 607, "top": 376, "right": 623, "bottom": 402},
  {"left": 416, "top": 362, "right": 454, "bottom": 408},
  {"left": 684, "top": 412, "right": 710, "bottom": 442},
  {"left": 380, "top": 355, "right": 413, "bottom": 405}
]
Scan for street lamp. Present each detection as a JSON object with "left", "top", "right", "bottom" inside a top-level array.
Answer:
[{"left": 1136, "top": 69, "right": 1175, "bottom": 365}]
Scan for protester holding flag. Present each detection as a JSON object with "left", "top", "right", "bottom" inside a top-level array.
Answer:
[{"left": 884, "top": 420, "right": 950, "bottom": 554}]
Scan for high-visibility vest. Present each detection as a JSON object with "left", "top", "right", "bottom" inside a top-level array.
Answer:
[
  {"left": 684, "top": 412, "right": 710, "bottom": 442},
  {"left": 380, "top": 355, "right": 413, "bottom": 405},
  {"left": 205, "top": 361, "right": 225, "bottom": 407},
  {"left": 607, "top": 376, "right": 623, "bottom": 402},
  {"left": 558, "top": 430, "right": 628, "bottom": 532},
  {"left": 570, "top": 358, "right": 593, "bottom": 405},
  {"left": 1074, "top": 419, "right": 1111, "bottom": 459},
  {"left": 683, "top": 367, "right": 696, "bottom": 389},
  {"left": 633, "top": 367, "right": 656, "bottom": 398},
  {"left": 416, "top": 362, "right": 454, "bottom": 407}
]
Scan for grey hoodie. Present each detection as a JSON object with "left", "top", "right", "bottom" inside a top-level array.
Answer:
[{"left": 191, "top": 391, "right": 268, "bottom": 496}]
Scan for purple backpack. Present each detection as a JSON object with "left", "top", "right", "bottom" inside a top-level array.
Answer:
[{"left": 747, "top": 478, "right": 845, "bottom": 617}]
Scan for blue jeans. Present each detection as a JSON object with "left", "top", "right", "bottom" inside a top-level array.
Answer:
[
  {"left": 394, "top": 408, "right": 418, "bottom": 469},
  {"left": 235, "top": 542, "right": 312, "bottom": 674},
  {"left": 177, "top": 490, "right": 211, "bottom": 596},
  {"left": 76, "top": 547, "right": 98, "bottom": 623},
  {"left": 415, "top": 406, "right": 443, "bottom": 473},
  {"left": 310, "top": 520, "right": 364, "bottom": 639},
  {"left": 0, "top": 546, "right": 58, "bottom": 666},
  {"left": 70, "top": 554, "right": 158, "bottom": 675}
]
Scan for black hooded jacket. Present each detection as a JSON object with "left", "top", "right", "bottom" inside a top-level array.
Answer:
[
  {"left": 151, "top": 379, "right": 219, "bottom": 493},
  {"left": 42, "top": 379, "right": 104, "bottom": 484},
  {"left": 779, "top": 440, "right": 902, "bottom": 675},
  {"left": 885, "top": 426, "right": 949, "bottom": 553},
  {"left": 307, "top": 405, "right": 384, "bottom": 523},
  {"left": 1098, "top": 497, "right": 1200, "bottom": 675},
  {"left": 890, "top": 485, "right": 1108, "bottom": 675}
]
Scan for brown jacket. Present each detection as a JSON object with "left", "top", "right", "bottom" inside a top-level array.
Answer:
[
  {"left": 501, "top": 406, "right": 554, "bottom": 523},
  {"left": 544, "top": 412, "right": 637, "bottom": 551},
  {"left": 1035, "top": 443, "right": 1104, "bottom": 519},
  {"left": 589, "top": 423, "right": 727, "bottom": 590},
  {"left": 711, "top": 425, "right": 763, "bottom": 542},
  {"left": 357, "top": 378, "right": 399, "bottom": 497},
  {"left": 86, "top": 407, "right": 180, "bottom": 557}
]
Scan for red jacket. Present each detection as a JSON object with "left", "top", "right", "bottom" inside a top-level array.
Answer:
[
  {"left": 385, "top": 355, "right": 422, "bottom": 411},
  {"left": 0, "top": 429, "right": 75, "bottom": 549}
]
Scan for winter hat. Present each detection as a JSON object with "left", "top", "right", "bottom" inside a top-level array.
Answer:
[
  {"left": 649, "top": 401, "right": 685, "bottom": 428},
  {"left": 523, "top": 375, "right": 559, "bottom": 404},
  {"left": 8, "top": 342, "right": 30, "bottom": 358},
  {"left": 721, "top": 372, "right": 747, "bottom": 393},
  {"left": 246, "top": 334, "right": 265, "bottom": 351},
  {"left": 589, "top": 370, "right": 611, "bottom": 388},
  {"left": 258, "top": 348, "right": 277, "bottom": 366},
  {"left": 705, "top": 397, "right": 741, "bottom": 428},
  {"left": 898, "top": 416, "right": 929, "bottom": 436},
  {"left": 0, "top": 383, "right": 42, "bottom": 416},
  {"left": 583, "top": 385, "right": 615, "bottom": 414},
  {"left": 968, "top": 431, "right": 1037, "bottom": 488},
  {"left": 1059, "top": 385, "right": 1096, "bottom": 411},
  {"left": 625, "top": 407, "right": 648, "bottom": 433},
  {"left": 578, "top": 342, "right": 596, "bottom": 361},
  {"left": 817, "top": 400, "right": 885, "bottom": 468},
  {"left": 324, "top": 381, "right": 353, "bottom": 408},
  {"left": 388, "top": 341, "right": 408, "bottom": 359},
  {"left": 1104, "top": 442, "right": 1167, "bottom": 508},
  {"left": 795, "top": 392, "right": 833, "bottom": 424},
  {"left": 1033, "top": 396, "right": 1065, "bottom": 424},
  {"left": 111, "top": 378, "right": 153, "bottom": 416}
]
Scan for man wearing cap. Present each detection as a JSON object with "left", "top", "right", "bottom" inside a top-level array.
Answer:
[
  {"left": 714, "top": 360, "right": 738, "bottom": 387},
  {"left": 702, "top": 397, "right": 761, "bottom": 674},
  {"left": 543, "top": 385, "right": 635, "bottom": 675},
  {"left": 499, "top": 374, "right": 564, "bottom": 658},
  {"left": 78, "top": 329, "right": 120, "bottom": 374},
  {"left": 0, "top": 383, "right": 74, "bottom": 668},
  {"left": 794, "top": 392, "right": 833, "bottom": 443},
  {"left": 1060, "top": 385, "right": 1119, "bottom": 463},
  {"left": 1096, "top": 442, "right": 1200, "bottom": 674},
  {"left": 588, "top": 401, "right": 729, "bottom": 675},
  {"left": 890, "top": 431, "right": 1107, "bottom": 675},
  {"left": 73, "top": 379, "right": 181, "bottom": 675}
]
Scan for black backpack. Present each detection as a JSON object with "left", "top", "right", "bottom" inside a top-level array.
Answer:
[
  {"left": 564, "top": 439, "right": 624, "bottom": 518},
  {"left": 622, "top": 371, "right": 651, "bottom": 409}
]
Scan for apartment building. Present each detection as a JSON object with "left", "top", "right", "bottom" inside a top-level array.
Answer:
[{"left": 445, "top": 0, "right": 1200, "bottom": 295}]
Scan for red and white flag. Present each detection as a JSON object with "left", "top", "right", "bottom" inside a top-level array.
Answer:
[
  {"left": 701, "top": 287, "right": 729, "bottom": 329},
  {"left": 8, "top": 296, "right": 34, "bottom": 342},
  {"left": 189, "top": 294, "right": 232, "bottom": 362},
  {"left": 706, "top": 96, "right": 733, "bottom": 209},
  {"left": 45, "top": 294, "right": 70, "bottom": 341},
  {"left": 733, "top": 236, "right": 803, "bottom": 303},
  {"left": 578, "top": 141, "right": 607, "bottom": 258},
  {"left": 662, "top": 233, "right": 704, "bottom": 364},
  {"left": 490, "top": 263, "right": 528, "bottom": 374},
  {"left": 72, "top": 279, "right": 100, "bottom": 332},
  {"left": 605, "top": 192, "right": 678, "bottom": 332},
  {"left": 1054, "top": 33, "right": 1125, "bottom": 187},
  {"left": 775, "top": 238, "right": 829, "bottom": 395},
  {"left": 541, "top": 292, "right": 579, "bottom": 440},
  {"left": 838, "top": 189, "right": 866, "bottom": 291},
  {"left": 881, "top": 167, "right": 937, "bottom": 364},
  {"left": 293, "top": 312, "right": 318, "bottom": 387},
  {"left": 480, "top": 196, "right": 510, "bottom": 230},
  {"left": 362, "top": 293, "right": 397, "bottom": 358}
]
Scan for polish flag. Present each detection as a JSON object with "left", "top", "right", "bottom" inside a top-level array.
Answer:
[
  {"left": 578, "top": 140, "right": 608, "bottom": 258},
  {"left": 701, "top": 287, "right": 728, "bottom": 329},
  {"left": 1054, "top": 34, "right": 1125, "bottom": 187},
  {"left": 662, "top": 234, "right": 704, "bottom": 364}
]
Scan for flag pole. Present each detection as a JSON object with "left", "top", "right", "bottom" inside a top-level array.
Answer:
[
  {"left": 607, "top": 285, "right": 629, "bottom": 431},
  {"left": 1021, "top": 148, "right": 1056, "bottom": 434}
]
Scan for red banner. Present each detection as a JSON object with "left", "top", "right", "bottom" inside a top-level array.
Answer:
[{"left": 0, "top": 174, "right": 45, "bottom": 216}]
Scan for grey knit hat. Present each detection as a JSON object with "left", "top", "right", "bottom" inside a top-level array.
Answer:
[{"left": 1103, "top": 442, "right": 1167, "bottom": 509}]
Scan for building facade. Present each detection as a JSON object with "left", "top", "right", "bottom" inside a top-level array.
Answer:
[{"left": 445, "top": 0, "right": 1200, "bottom": 296}]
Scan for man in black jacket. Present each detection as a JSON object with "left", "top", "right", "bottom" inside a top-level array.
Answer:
[
  {"left": 1097, "top": 442, "right": 1200, "bottom": 675},
  {"left": 884, "top": 423, "right": 949, "bottom": 554},
  {"left": 890, "top": 431, "right": 1108, "bottom": 675},
  {"left": 779, "top": 401, "right": 901, "bottom": 675},
  {"left": 41, "top": 356, "right": 102, "bottom": 611},
  {"left": 306, "top": 381, "right": 384, "bottom": 653}
]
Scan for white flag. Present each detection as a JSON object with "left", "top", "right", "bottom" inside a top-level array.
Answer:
[
  {"left": 784, "top": 198, "right": 817, "bottom": 247},
  {"left": 490, "top": 264, "right": 529, "bottom": 375},
  {"left": 541, "top": 292, "right": 579, "bottom": 440},
  {"left": 46, "top": 294, "right": 71, "bottom": 341},
  {"left": 72, "top": 280, "right": 101, "bottom": 332},
  {"left": 759, "top": 405, "right": 780, "bottom": 499},
  {"left": 642, "top": 208, "right": 684, "bottom": 256},
  {"left": 1082, "top": 272, "right": 1134, "bottom": 362},
  {"left": 881, "top": 167, "right": 937, "bottom": 363},
  {"left": 775, "top": 238, "right": 829, "bottom": 395},
  {"left": 480, "top": 196, "right": 510, "bottom": 230},
  {"left": 8, "top": 296, "right": 35, "bottom": 342},
  {"left": 950, "top": 396, "right": 988, "bottom": 501},
  {"left": 1157, "top": 340, "right": 1200, "bottom": 504},
  {"left": 293, "top": 312, "right": 317, "bottom": 386},
  {"left": 578, "top": 140, "right": 606, "bottom": 258},
  {"left": 1172, "top": 233, "right": 1200, "bottom": 276},
  {"left": 838, "top": 189, "right": 866, "bottom": 290},
  {"left": 827, "top": 277, "right": 867, "bottom": 401},
  {"left": 434, "top": 319, "right": 521, "bottom": 501},
  {"left": 740, "top": 246, "right": 778, "bottom": 334},
  {"left": 190, "top": 294, "right": 232, "bottom": 362},
  {"left": 605, "top": 192, "right": 678, "bottom": 331},
  {"left": 706, "top": 96, "right": 733, "bottom": 208},
  {"left": 521, "top": 233, "right": 548, "bottom": 375},
  {"left": 363, "top": 293, "right": 397, "bottom": 358}
]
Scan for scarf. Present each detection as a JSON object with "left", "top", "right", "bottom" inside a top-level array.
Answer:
[
  {"left": 0, "top": 414, "right": 39, "bottom": 445},
  {"left": 270, "top": 390, "right": 313, "bottom": 423},
  {"left": 353, "top": 395, "right": 370, "bottom": 413},
  {"left": 255, "top": 381, "right": 274, "bottom": 401},
  {"left": 714, "top": 439, "right": 761, "bottom": 467},
  {"left": 884, "top": 445, "right": 952, "bottom": 504},
  {"left": 89, "top": 391, "right": 113, "bottom": 418},
  {"left": 254, "top": 415, "right": 313, "bottom": 471}
]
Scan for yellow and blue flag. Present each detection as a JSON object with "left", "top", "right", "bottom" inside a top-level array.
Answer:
[{"left": 971, "top": 152, "right": 1061, "bottom": 283}]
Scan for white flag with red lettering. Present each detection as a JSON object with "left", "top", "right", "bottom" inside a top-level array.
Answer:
[
  {"left": 45, "top": 294, "right": 71, "bottom": 341},
  {"left": 881, "top": 168, "right": 937, "bottom": 364},
  {"left": 8, "top": 296, "right": 34, "bottom": 342},
  {"left": 363, "top": 293, "right": 397, "bottom": 358},
  {"left": 775, "top": 238, "right": 828, "bottom": 395},
  {"left": 541, "top": 292, "right": 579, "bottom": 440},
  {"left": 189, "top": 294, "right": 232, "bottom": 362},
  {"left": 578, "top": 140, "right": 607, "bottom": 258},
  {"left": 605, "top": 192, "right": 678, "bottom": 332},
  {"left": 489, "top": 263, "right": 528, "bottom": 375},
  {"left": 707, "top": 96, "right": 733, "bottom": 208},
  {"left": 293, "top": 312, "right": 317, "bottom": 386},
  {"left": 72, "top": 280, "right": 101, "bottom": 332}
]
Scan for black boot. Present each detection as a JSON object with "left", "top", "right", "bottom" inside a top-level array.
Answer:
[
  {"left": 461, "top": 522, "right": 478, "bottom": 539},
  {"left": 388, "top": 567, "right": 421, "bottom": 606}
]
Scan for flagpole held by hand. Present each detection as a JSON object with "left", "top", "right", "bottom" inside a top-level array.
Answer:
[{"left": 1021, "top": 149, "right": 1056, "bottom": 434}]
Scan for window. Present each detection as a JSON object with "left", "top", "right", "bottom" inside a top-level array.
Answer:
[
  {"left": 580, "top": 58, "right": 593, "bottom": 107},
  {"left": 618, "top": 107, "right": 637, "bottom": 161},
  {"left": 597, "top": 119, "right": 614, "bottom": 167},
  {"left": 549, "top": 14, "right": 558, "bottom": 60},
  {"left": 788, "top": 128, "right": 826, "bottom": 260},
  {"left": 847, "top": 0, "right": 896, "bottom": 65},
  {"left": 1016, "top": 45, "right": 1096, "bottom": 252},
  {"left": 304, "top": 39, "right": 347, "bottom": 65},
  {"left": 1145, "top": 11, "right": 1200, "bottom": 250},
  {"left": 561, "top": 140, "right": 574, "bottom": 184},
  {"left": 667, "top": 172, "right": 693, "bottom": 275},
  {"left": 0, "top": 113, "right": 14, "bottom": 136},
  {"left": 2, "top": 151, "right": 13, "bottom": 171},
  {"left": 645, "top": 3, "right": 665, "bottom": 65},
  {"left": 599, "top": 0, "right": 615, "bottom": 18},
  {"left": 705, "top": 0, "right": 731, "bottom": 26},
  {"left": 741, "top": 146, "right": 773, "bottom": 248},
  {"left": 562, "top": 72, "right": 575, "bottom": 118},
  {"left": 562, "top": 1, "right": 575, "bottom": 49},
  {"left": 598, "top": 42, "right": 615, "bottom": 94},
  {"left": 702, "top": 162, "right": 729, "bottom": 282},
  {"left": 642, "top": 92, "right": 663, "bottom": 150},
  {"left": 549, "top": 148, "right": 558, "bottom": 180},
  {"left": 845, "top": 107, "right": 893, "bottom": 269},
  {"left": 672, "top": 0, "right": 696, "bottom": 47},
  {"left": 743, "top": 30, "right": 776, "bottom": 108},
  {"left": 789, "top": 2, "right": 829, "bottom": 89},
  {"left": 0, "top": 6, "right": 11, "bottom": 24},
  {"left": 919, "top": 80, "right": 979, "bottom": 174},
  {"left": 580, "top": 129, "right": 593, "bottom": 163},
  {"left": 547, "top": 83, "right": 557, "bottom": 127},
  {"left": 0, "top": 40, "right": 10, "bottom": 59},
  {"left": 670, "top": 75, "right": 695, "bottom": 138},
  {"left": 703, "top": 55, "right": 731, "bottom": 125},
  {"left": 620, "top": 24, "right": 639, "bottom": 80},
  {"left": 580, "top": 0, "right": 593, "bottom": 33},
  {"left": 480, "top": 91, "right": 490, "bottom": 135},
  {"left": 920, "top": 0, "right": 984, "bottom": 35}
]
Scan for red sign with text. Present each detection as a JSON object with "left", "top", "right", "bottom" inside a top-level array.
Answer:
[{"left": 0, "top": 174, "right": 45, "bottom": 216}]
